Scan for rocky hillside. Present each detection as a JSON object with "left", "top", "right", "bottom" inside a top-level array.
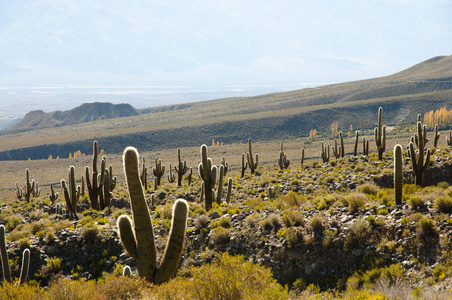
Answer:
[{"left": 4, "top": 102, "right": 139, "bottom": 133}]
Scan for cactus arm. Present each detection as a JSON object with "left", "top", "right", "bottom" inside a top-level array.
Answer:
[
  {"left": 247, "top": 138, "right": 258, "bottom": 174},
  {"left": 0, "top": 225, "right": 12, "bottom": 283},
  {"left": 241, "top": 153, "right": 248, "bottom": 178},
  {"left": 153, "top": 199, "right": 188, "bottom": 284},
  {"left": 340, "top": 131, "right": 345, "bottom": 157},
  {"left": 225, "top": 177, "right": 232, "bottom": 203},
  {"left": 15, "top": 182, "right": 23, "bottom": 200},
  {"left": 19, "top": 248, "right": 30, "bottom": 285},
  {"left": 216, "top": 165, "right": 224, "bottom": 203},
  {"left": 117, "top": 215, "right": 138, "bottom": 259},
  {"left": 434, "top": 124, "right": 440, "bottom": 148}
]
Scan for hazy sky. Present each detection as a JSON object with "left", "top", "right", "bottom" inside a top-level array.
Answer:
[{"left": 0, "top": 0, "right": 451, "bottom": 88}]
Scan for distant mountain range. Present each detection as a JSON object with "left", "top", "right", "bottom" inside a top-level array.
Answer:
[
  {"left": 0, "top": 55, "right": 451, "bottom": 160},
  {"left": 4, "top": 102, "right": 138, "bottom": 133}
]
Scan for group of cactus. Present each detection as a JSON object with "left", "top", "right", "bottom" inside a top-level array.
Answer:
[
  {"left": 198, "top": 144, "right": 233, "bottom": 211},
  {"left": 0, "top": 225, "right": 29, "bottom": 285}
]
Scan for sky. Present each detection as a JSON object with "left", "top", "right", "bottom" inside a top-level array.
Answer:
[{"left": 0, "top": 0, "right": 451, "bottom": 114}]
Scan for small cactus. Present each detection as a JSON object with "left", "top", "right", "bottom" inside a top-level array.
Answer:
[
  {"left": 225, "top": 177, "right": 233, "bottom": 203},
  {"left": 240, "top": 153, "right": 248, "bottom": 178},
  {"left": 61, "top": 165, "right": 81, "bottom": 220},
  {"left": 123, "top": 265, "right": 132, "bottom": 277},
  {"left": 394, "top": 144, "right": 403, "bottom": 205},
  {"left": 86, "top": 141, "right": 103, "bottom": 210},
  {"left": 117, "top": 147, "right": 188, "bottom": 284},
  {"left": 433, "top": 124, "right": 440, "bottom": 148},
  {"left": 363, "top": 137, "right": 369, "bottom": 156},
  {"left": 153, "top": 158, "right": 165, "bottom": 187},
  {"left": 167, "top": 164, "right": 176, "bottom": 183},
  {"left": 321, "top": 142, "right": 330, "bottom": 163},
  {"left": 446, "top": 130, "right": 452, "bottom": 146},
  {"left": 409, "top": 122, "right": 431, "bottom": 186},
  {"left": 278, "top": 141, "right": 290, "bottom": 169},
  {"left": 174, "top": 148, "right": 187, "bottom": 187},
  {"left": 375, "top": 107, "right": 386, "bottom": 160},
  {"left": 187, "top": 167, "right": 193, "bottom": 186},
  {"left": 354, "top": 131, "right": 359, "bottom": 156},
  {"left": 332, "top": 139, "right": 340, "bottom": 159},
  {"left": 16, "top": 169, "right": 38, "bottom": 203},
  {"left": 246, "top": 138, "right": 258, "bottom": 175},
  {"left": 140, "top": 157, "right": 148, "bottom": 189},
  {"left": 215, "top": 165, "right": 225, "bottom": 204},
  {"left": 301, "top": 148, "right": 305, "bottom": 168}
]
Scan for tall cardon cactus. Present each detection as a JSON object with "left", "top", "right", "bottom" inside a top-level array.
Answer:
[
  {"left": 409, "top": 122, "right": 431, "bottom": 186},
  {"left": 117, "top": 147, "right": 188, "bottom": 284},
  {"left": 394, "top": 144, "right": 403, "bottom": 205},
  {"left": 375, "top": 107, "right": 386, "bottom": 160},
  {"left": 86, "top": 141, "right": 103, "bottom": 210},
  {"left": 61, "top": 165, "right": 81, "bottom": 220},
  {"left": 174, "top": 148, "right": 187, "bottom": 187},
  {"left": 199, "top": 144, "right": 217, "bottom": 211},
  {"left": 247, "top": 138, "right": 258, "bottom": 174}
]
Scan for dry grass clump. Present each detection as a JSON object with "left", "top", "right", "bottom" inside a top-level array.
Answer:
[
  {"left": 344, "top": 219, "right": 371, "bottom": 250},
  {"left": 407, "top": 195, "right": 425, "bottom": 210},
  {"left": 261, "top": 213, "right": 281, "bottom": 231},
  {"left": 346, "top": 192, "right": 367, "bottom": 214},
  {"left": 434, "top": 196, "right": 452, "bottom": 213},
  {"left": 356, "top": 183, "right": 380, "bottom": 195}
]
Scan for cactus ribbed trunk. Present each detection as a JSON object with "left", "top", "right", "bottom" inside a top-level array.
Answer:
[
  {"left": 394, "top": 144, "right": 403, "bottom": 205},
  {"left": 247, "top": 138, "right": 258, "bottom": 175},
  {"left": 199, "top": 144, "right": 217, "bottom": 211},
  {"left": 409, "top": 122, "right": 431, "bottom": 187},
  {"left": 354, "top": 131, "right": 359, "bottom": 156},
  {"left": 175, "top": 148, "right": 187, "bottom": 187},
  {"left": 375, "top": 107, "right": 386, "bottom": 160}
]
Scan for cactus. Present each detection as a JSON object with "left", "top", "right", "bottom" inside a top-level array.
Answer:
[
  {"left": 61, "top": 165, "right": 81, "bottom": 220},
  {"left": 354, "top": 131, "right": 359, "bottom": 156},
  {"left": 117, "top": 147, "right": 188, "bottom": 284},
  {"left": 278, "top": 141, "right": 290, "bottom": 169},
  {"left": 374, "top": 107, "right": 386, "bottom": 160},
  {"left": 38, "top": 201, "right": 42, "bottom": 210},
  {"left": 246, "top": 138, "right": 258, "bottom": 175},
  {"left": 414, "top": 115, "right": 429, "bottom": 148},
  {"left": 409, "top": 122, "right": 431, "bottom": 186},
  {"left": 123, "top": 265, "right": 132, "bottom": 277},
  {"left": 0, "top": 225, "right": 30, "bottom": 284},
  {"left": 187, "top": 168, "right": 193, "bottom": 186},
  {"left": 339, "top": 131, "right": 345, "bottom": 158},
  {"left": 215, "top": 165, "right": 225, "bottom": 204},
  {"left": 200, "top": 182, "right": 204, "bottom": 203},
  {"left": 394, "top": 144, "right": 403, "bottom": 205},
  {"left": 363, "top": 137, "right": 369, "bottom": 156},
  {"left": 56, "top": 203, "right": 61, "bottom": 215},
  {"left": 447, "top": 130, "right": 452, "bottom": 146},
  {"left": 225, "top": 177, "right": 233, "bottom": 203},
  {"left": 15, "top": 182, "right": 23, "bottom": 200},
  {"left": 153, "top": 158, "right": 165, "bottom": 187},
  {"left": 198, "top": 144, "right": 217, "bottom": 211},
  {"left": 240, "top": 153, "right": 248, "bottom": 178},
  {"left": 16, "top": 169, "right": 38, "bottom": 203},
  {"left": 332, "top": 139, "right": 340, "bottom": 159},
  {"left": 433, "top": 124, "right": 440, "bottom": 148},
  {"left": 174, "top": 148, "right": 187, "bottom": 187},
  {"left": 102, "top": 166, "right": 116, "bottom": 209},
  {"left": 32, "top": 182, "right": 41, "bottom": 197},
  {"left": 301, "top": 148, "right": 305, "bottom": 168},
  {"left": 321, "top": 142, "right": 329, "bottom": 163},
  {"left": 81, "top": 175, "right": 85, "bottom": 196},
  {"left": 140, "top": 157, "right": 148, "bottom": 189},
  {"left": 86, "top": 141, "right": 103, "bottom": 210},
  {"left": 167, "top": 164, "right": 176, "bottom": 183},
  {"left": 220, "top": 156, "right": 229, "bottom": 176},
  {"left": 268, "top": 187, "right": 274, "bottom": 200}
]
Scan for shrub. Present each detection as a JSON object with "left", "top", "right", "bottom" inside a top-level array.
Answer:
[
  {"left": 245, "top": 213, "right": 261, "bottom": 227},
  {"left": 357, "top": 183, "right": 380, "bottom": 195},
  {"left": 209, "top": 227, "right": 230, "bottom": 244},
  {"left": 152, "top": 252, "right": 289, "bottom": 299},
  {"left": 261, "top": 214, "right": 281, "bottom": 231},
  {"left": 416, "top": 218, "right": 436, "bottom": 241},
  {"left": 194, "top": 214, "right": 210, "bottom": 228},
  {"left": 210, "top": 216, "right": 230, "bottom": 229},
  {"left": 17, "top": 237, "right": 30, "bottom": 250},
  {"left": 281, "top": 210, "right": 304, "bottom": 227},
  {"left": 344, "top": 219, "right": 371, "bottom": 250},
  {"left": 282, "top": 191, "right": 304, "bottom": 207},
  {"left": 347, "top": 193, "right": 366, "bottom": 214},
  {"left": 434, "top": 196, "right": 452, "bottom": 213},
  {"left": 82, "top": 223, "right": 99, "bottom": 243},
  {"left": 46, "top": 257, "right": 62, "bottom": 274},
  {"left": 408, "top": 195, "right": 425, "bottom": 210},
  {"left": 308, "top": 215, "right": 324, "bottom": 233}
]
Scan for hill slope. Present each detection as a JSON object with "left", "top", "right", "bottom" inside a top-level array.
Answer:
[
  {"left": 0, "top": 55, "right": 451, "bottom": 160},
  {"left": 5, "top": 102, "right": 139, "bottom": 133}
]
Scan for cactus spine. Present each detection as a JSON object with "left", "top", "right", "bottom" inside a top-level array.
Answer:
[
  {"left": 140, "top": 157, "right": 148, "bottom": 189},
  {"left": 375, "top": 107, "right": 386, "bottom": 160},
  {"left": 246, "top": 138, "right": 258, "bottom": 175},
  {"left": 117, "top": 147, "right": 188, "bottom": 284},
  {"left": 0, "top": 225, "right": 30, "bottom": 284},
  {"left": 433, "top": 124, "right": 440, "bottom": 148},
  {"left": 354, "top": 131, "right": 359, "bottom": 156},
  {"left": 198, "top": 144, "right": 217, "bottom": 211},
  {"left": 61, "top": 165, "right": 81, "bottom": 220},
  {"left": 241, "top": 153, "right": 248, "bottom": 178},
  {"left": 409, "top": 122, "right": 431, "bottom": 186},
  {"left": 394, "top": 144, "right": 403, "bottom": 205},
  {"left": 321, "top": 142, "right": 330, "bottom": 163},
  {"left": 153, "top": 158, "right": 165, "bottom": 187},
  {"left": 278, "top": 141, "right": 290, "bottom": 169},
  {"left": 174, "top": 148, "right": 187, "bottom": 187}
]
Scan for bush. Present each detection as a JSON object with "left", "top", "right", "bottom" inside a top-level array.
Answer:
[
  {"left": 281, "top": 210, "right": 304, "bottom": 227},
  {"left": 434, "top": 196, "right": 452, "bottom": 213},
  {"left": 357, "top": 183, "right": 380, "bottom": 195},
  {"left": 194, "top": 214, "right": 210, "bottom": 228},
  {"left": 209, "top": 227, "right": 230, "bottom": 244},
  {"left": 261, "top": 214, "right": 281, "bottom": 231},
  {"left": 408, "top": 195, "right": 425, "bottom": 210},
  {"left": 152, "top": 252, "right": 289, "bottom": 299},
  {"left": 17, "top": 237, "right": 30, "bottom": 250},
  {"left": 347, "top": 193, "right": 366, "bottom": 214},
  {"left": 308, "top": 215, "right": 324, "bottom": 233},
  {"left": 210, "top": 216, "right": 230, "bottom": 229},
  {"left": 344, "top": 219, "right": 371, "bottom": 250},
  {"left": 416, "top": 218, "right": 436, "bottom": 241}
]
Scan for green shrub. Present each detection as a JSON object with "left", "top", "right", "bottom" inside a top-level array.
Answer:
[
  {"left": 434, "top": 196, "right": 452, "bottom": 213},
  {"left": 209, "top": 227, "right": 230, "bottom": 244},
  {"left": 281, "top": 210, "right": 304, "bottom": 227},
  {"left": 344, "top": 219, "right": 371, "bottom": 250},
  {"left": 308, "top": 215, "right": 324, "bottom": 233},
  {"left": 347, "top": 193, "right": 366, "bottom": 214},
  {"left": 261, "top": 214, "right": 281, "bottom": 231},
  {"left": 416, "top": 218, "right": 436, "bottom": 241},
  {"left": 408, "top": 195, "right": 425, "bottom": 210},
  {"left": 17, "top": 237, "right": 30, "bottom": 250},
  {"left": 210, "top": 216, "right": 231, "bottom": 229},
  {"left": 357, "top": 183, "right": 380, "bottom": 195}
]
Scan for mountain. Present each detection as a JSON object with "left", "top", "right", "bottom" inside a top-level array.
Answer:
[
  {"left": 4, "top": 102, "right": 139, "bottom": 133},
  {"left": 0, "top": 55, "right": 451, "bottom": 160}
]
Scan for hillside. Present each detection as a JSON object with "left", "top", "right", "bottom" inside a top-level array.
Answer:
[
  {"left": 4, "top": 102, "right": 139, "bottom": 134},
  {"left": 0, "top": 55, "right": 452, "bottom": 160}
]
